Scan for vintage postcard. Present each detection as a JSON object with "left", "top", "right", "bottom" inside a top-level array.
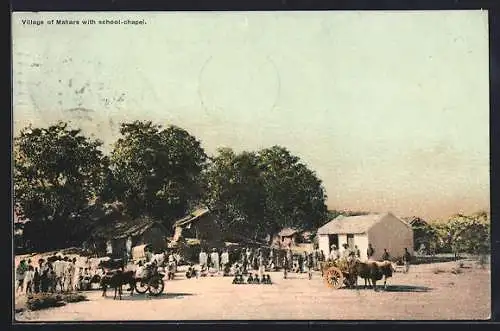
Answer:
[{"left": 12, "top": 10, "right": 490, "bottom": 321}]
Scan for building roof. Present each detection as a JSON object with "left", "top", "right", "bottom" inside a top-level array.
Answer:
[
  {"left": 278, "top": 228, "right": 299, "bottom": 237},
  {"left": 90, "top": 215, "right": 167, "bottom": 240},
  {"left": 317, "top": 213, "right": 394, "bottom": 235},
  {"left": 173, "top": 208, "right": 210, "bottom": 228}
]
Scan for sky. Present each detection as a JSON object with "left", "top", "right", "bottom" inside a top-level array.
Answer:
[{"left": 11, "top": 10, "right": 490, "bottom": 220}]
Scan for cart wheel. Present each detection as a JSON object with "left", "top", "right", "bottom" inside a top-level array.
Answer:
[
  {"left": 148, "top": 277, "right": 165, "bottom": 296},
  {"left": 324, "top": 267, "right": 344, "bottom": 289},
  {"left": 134, "top": 280, "right": 149, "bottom": 294}
]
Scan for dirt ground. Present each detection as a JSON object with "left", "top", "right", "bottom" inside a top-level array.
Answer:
[{"left": 14, "top": 261, "right": 490, "bottom": 321}]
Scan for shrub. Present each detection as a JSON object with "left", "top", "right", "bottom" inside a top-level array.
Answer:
[
  {"left": 26, "top": 293, "right": 65, "bottom": 311},
  {"left": 63, "top": 293, "right": 87, "bottom": 303}
]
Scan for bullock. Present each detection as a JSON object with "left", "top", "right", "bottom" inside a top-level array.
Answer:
[
  {"left": 100, "top": 270, "right": 136, "bottom": 300},
  {"left": 98, "top": 258, "right": 125, "bottom": 270},
  {"left": 352, "top": 260, "right": 395, "bottom": 291}
]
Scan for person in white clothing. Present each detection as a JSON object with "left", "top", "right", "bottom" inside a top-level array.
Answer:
[
  {"left": 199, "top": 249, "right": 208, "bottom": 269},
  {"left": 52, "top": 257, "right": 66, "bottom": 292},
  {"left": 24, "top": 266, "right": 35, "bottom": 294},
  {"left": 220, "top": 249, "right": 230, "bottom": 273},
  {"left": 210, "top": 248, "right": 220, "bottom": 272}
]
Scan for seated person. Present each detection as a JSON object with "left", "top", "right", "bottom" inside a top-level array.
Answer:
[
  {"left": 246, "top": 274, "right": 253, "bottom": 284},
  {"left": 232, "top": 275, "right": 239, "bottom": 284},
  {"left": 253, "top": 275, "right": 260, "bottom": 284},
  {"left": 185, "top": 264, "right": 196, "bottom": 279}
]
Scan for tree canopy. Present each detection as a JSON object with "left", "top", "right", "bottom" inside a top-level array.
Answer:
[
  {"left": 109, "top": 120, "right": 207, "bottom": 227},
  {"left": 202, "top": 146, "right": 328, "bottom": 241},
  {"left": 14, "top": 122, "right": 108, "bottom": 250}
]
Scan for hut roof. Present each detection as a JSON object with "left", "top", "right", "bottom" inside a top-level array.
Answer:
[
  {"left": 317, "top": 213, "right": 387, "bottom": 235},
  {"left": 90, "top": 215, "right": 167, "bottom": 241},
  {"left": 173, "top": 208, "right": 210, "bottom": 228},
  {"left": 278, "top": 228, "right": 300, "bottom": 237}
]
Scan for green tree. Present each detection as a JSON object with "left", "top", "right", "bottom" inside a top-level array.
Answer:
[
  {"left": 14, "top": 122, "right": 108, "bottom": 250},
  {"left": 110, "top": 121, "right": 207, "bottom": 227},
  {"left": 446, "top": 212, "right": 490, "bottom": 257},
  {"left": 202, "top": 145, "right": 328, "bottom": 241},
  {"left": 202, "top": 148, "right": 269, "bottom": 240},
  {"left": 258, "top": 146, "right": 328, "bottom": 231}
]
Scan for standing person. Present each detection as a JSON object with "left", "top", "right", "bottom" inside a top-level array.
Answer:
[
  {"left": 221, "top": 248, "right": 230, "bottom": 273},
  {"left": 367, "top": 243, "right": 375, "bottom": 260},
  {"left": 258, "top": 251, "right": 265, "bottom": 280},
  {"left": 241, "top": 249, "right": 248, "bottom": 274},
  {"left": 354, "top": 245, "right": 361, "bottom": 258},
  {"left": 381, "top": 248, "right": 390, "bottom": 261},
  {"left": 297, "top": 252, "right": 304, "bottom": 273},
  {"left": 329, "top": 245, "right": 340, "bottom": 261},
  {"left": 210, "top": 248, "right": 220, "bottom": 272},
  {"left": 15, "top": 260, "right": 27, "bottom": 293},
  {"left": 403, "top": 248, "right": 412, "bottom": 273},
  {"left": 106, "top": 240, "right": 113, "bottom": 258},
  {"left": 24, "top": 266, "right": 35, "bottom": 294},
  {"left": 342, "top": 244, "right": 351, "bottom": 259},
  {"left": 199, "top": 248, "right": 208, "bottom": 270},
  {"left": 312, "top": 248, "right": 319, "bottom": 271},
  {"left": 286, "top": 247, "right": 293, "bottom": 271},
  {"left": 67, "top": 258, "right": 77, "bottom": 292},
  {"left": 33, "top": 267, "right": 41, "bottom": 294},
  {"left": 283, "top": 252, "right": 289, "bottom": 279},
  {"left": 307, "top": 252, "right": 314, "bottom": 280}
]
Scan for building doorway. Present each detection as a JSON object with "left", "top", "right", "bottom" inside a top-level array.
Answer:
[
  {"left": 328, "top": 234, "right": 339, "bottom": 248},
  {"left": 347, "top": 234, "right": 355, "bottom": 249}
]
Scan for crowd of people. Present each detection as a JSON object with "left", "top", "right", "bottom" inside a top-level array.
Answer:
[
  {"left": 15, "top": 243, "right": 413, "bottom": 296},
  {"left": 15, "top": 255, "right": 105, "bottom": 296}
]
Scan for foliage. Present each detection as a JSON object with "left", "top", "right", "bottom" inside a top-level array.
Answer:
[
  {"left": 14, "top": 122, "right": 109, "bottom": 250},
  {"left": 202, "top": 146, "right": 328, "bottom": 241},
  {"left": 201, "top": 148, "right": 269, "bottom": 240},
  {"left": 424, "top": 211, "right": 490, "bottom": 255},
  {"left": 26, "top": 293, "right": 65, "bottom": 311},
  {"left": 258, "top": 146, "right": 328, "bottom": 231},
  {"left": 109, "top": 121, "right": 207, "bottom": 227},
  {"left": 446, "top": 212, "right": 490, "bottom": 255}
]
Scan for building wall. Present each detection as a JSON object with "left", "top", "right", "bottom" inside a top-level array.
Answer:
[
  {"left": 338, "top": 234, "right": 347, "bottom": 252},
  {"left": 318, "top": 234, "right": 330, "bottom": 257},
  {"left": 351, "top": 234, "right": 369, "bottom": 261},
  {"left": 367, "top": 214, "right": 414, "bottom": 260},
  {"left": 139, "top": 226, "right": 167, "bottom": 252}
]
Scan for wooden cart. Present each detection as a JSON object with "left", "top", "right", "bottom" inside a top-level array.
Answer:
[{"left": 319, "top": 259, "right": 357, "bottom": 289}]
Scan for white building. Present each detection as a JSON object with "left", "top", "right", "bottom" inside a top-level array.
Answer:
[{"left": 317, "top": 212, "right": 414, "bottom": 261}]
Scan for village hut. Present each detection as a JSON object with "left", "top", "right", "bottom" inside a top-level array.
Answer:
[
  {"left": 317, "top": 212, "right": 414, "bottom": 261},
  {"left": 88, "top": 214, "right": 168, "bottom": 257},
  {"left": 276, "top": 228, "right": 300, "bottom": 247},
  {"left": 171, "top": 208, "right": 224, "bottom": 244}
]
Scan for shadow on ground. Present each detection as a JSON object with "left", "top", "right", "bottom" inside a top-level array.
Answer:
[
  {"left": 342, "top": 285, "right": 432, "bottom": 292},
  {"left": 102, "top": 292, "right": 195, "bottom": 301},
  {"left": 382, "top": 285, "right": 432, "bottom": 292}
]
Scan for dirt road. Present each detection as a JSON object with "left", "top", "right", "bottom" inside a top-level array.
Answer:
[{"left": 15, "top": 261, "right": 490, "bottom": 321}]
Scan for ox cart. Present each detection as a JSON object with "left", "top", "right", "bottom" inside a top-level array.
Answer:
[{"left": 319, "top": 259, "right": 357, "bottom": 289}]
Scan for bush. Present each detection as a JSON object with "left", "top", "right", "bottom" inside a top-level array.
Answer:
[
  {"left": 26, "top": 293, "right": 65, "bottom": 311},
  {"left": 62, "top": 293, "right": 87, "bottom": 303},
  {"left": 25, "top": 292, "right": 88, "bottom": 311}
]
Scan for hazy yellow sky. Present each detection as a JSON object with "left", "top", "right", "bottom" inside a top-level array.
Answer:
[{"left": 12, "top": 11, "right": 490, "bottom": 220}]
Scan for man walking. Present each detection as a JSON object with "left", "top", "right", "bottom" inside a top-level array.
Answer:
[{"left": 403, "top": 248, "right": 412, "bottom": 273}]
